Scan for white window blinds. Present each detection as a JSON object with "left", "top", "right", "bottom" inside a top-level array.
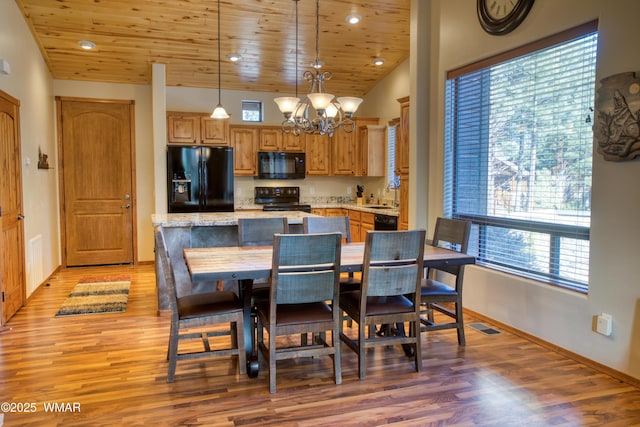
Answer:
[{"left": 444, "top": 22, "right": 597, "bottom": 292}]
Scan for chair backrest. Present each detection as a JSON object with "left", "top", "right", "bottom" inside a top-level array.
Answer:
[
  {"left": 154, "top": 227, "right": 179, "bottom": 315},
  {"left": 237, "top": 217, "right": 289, "bottom": 247},
  {"left": 303, "top": 216, "right": 352, "bottom": 243},
  {"left": 270, "top": 232, "right": 342, "bottom": 305},
  {"left": 430, "top": 217, "right": 471, "bottom": 276},
  {"left": 361, "top": 229, "right": 426, "bottom": 298}
]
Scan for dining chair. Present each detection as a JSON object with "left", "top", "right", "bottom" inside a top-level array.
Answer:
[
  {"left": 155, "top": 227, "right": 246, "bottom": 382},
  {"left": 420, "top": 217, "right": 472, "bottom": 345},
  {"left": 339, "top": 229, "right": 426, "bottom": 380},
  {"left": 303, "top": 215, "right": 360, "bottom": 290},
  {"left": 237, "top": 217, "right": 290, "bottom": 352},
  {"left": 255, "top": 232, "right": 343, "bottom": 393}
]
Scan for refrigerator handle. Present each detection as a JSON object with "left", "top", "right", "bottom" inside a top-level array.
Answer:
[{"left": 200, "top": 151, "right": 207, "bottom": 207}]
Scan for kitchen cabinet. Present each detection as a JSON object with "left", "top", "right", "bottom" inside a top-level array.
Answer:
[
  {"left": 325, "top": 208, "right": 345, "bottom": 217},
  {"left": 258, "top": 127, "right": 305, "bottom": 152},
  {"left": 359, "top": 125, "right": 385, "bottom": 176},
  {"left": 331, "top": 117, "right": 379, "bottom": 176},
  {"left": 230, "top": 125, "right": 258, "bottom": 176},
  {"left": 201, "top": 116, "right": 230, "bottom": 145},
  {"left": 346, "top": 209, "right": 374, "bottom": 242},
  {"left": 306, "top": 133, "right": 332, "bottom": 176},
  {"left": 396, "top": 96, "right": 410, "bottom": 230},
  {"left": 167, "top": 112, "right": 230, "bottom": 146}
]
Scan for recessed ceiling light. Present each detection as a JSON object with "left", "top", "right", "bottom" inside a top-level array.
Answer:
[
  {"left": 345, "top": 13, "right": 361, "bottom": 25},
  {"left": 372, "top": 57, "right": 385, "bottom": 66},
  {"left": 77, "top": 40, "right": 96, "bottom": 50},
  {"left": 226, "top": 53, "right": 241, "bottom": 62}
]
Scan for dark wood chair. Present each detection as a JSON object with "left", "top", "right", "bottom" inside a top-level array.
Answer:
[
  {"left": 237, "top": 217, "right": 289, "bottom": 247},
  {"left": 303, "top": 215, "right": 360, "bottom": 291},
  {"left": 155, "top": 227, "right": 246, "bottom": 382},
  {"left": 339, "top": 229, "right": 426, "bottom": 379},
  {"left": 255, "top": 232, "right": 343, "bottom": 393},
  {"left": 420, "top": 217, "right": 472, "bottom": 345}
]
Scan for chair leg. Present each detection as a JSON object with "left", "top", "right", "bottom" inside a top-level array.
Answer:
[
  {"left": 412, "top": 318, "right": 422, "bottom": 372},
  {"left": 235, "top": 319, "right": 247, "bottom": 375},
  {"left": 333, "top": 325, "right": 342, "bottom": 385},
  {"left": 358, "top": 321, "right": 367, "bottom": 380},
  {"left": 167, "top": 322, "right": 180, "bottom": 383},
  {"left": 456, "top": 302, "right": 466, "bottom": 346},
  {"left": 268, "top": 328, "right": 277, "bottom": 393}
]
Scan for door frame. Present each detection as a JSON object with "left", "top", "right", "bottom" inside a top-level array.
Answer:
[{"left": 56, "top": 96, "right": 138, "bottom": 267}]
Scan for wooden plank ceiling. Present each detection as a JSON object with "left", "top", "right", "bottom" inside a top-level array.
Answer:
[{"left": 15, "top": 0, "right": 411, "bottom": 97}]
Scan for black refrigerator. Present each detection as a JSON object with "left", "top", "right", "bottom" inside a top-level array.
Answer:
[{"left": 167, "top": 146, "right": 234, "bottom": 212}]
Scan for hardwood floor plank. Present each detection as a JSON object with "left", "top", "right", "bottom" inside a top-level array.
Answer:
[{"left": 1, "top": 264, "right": 640, "bottom": 426}]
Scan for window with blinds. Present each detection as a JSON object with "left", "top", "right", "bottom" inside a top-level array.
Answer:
[
  {"left": 387, "top": 125, "right": 398, "bottom": 189},
  {"left": 443, "top": 22, "right": 597, "bottom": 292}
]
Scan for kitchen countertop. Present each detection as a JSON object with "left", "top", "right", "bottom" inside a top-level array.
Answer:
[
  {"left": 151, "top": 211, "right": 320, "bottom": 227},
  {"left": 235, "top": 203, "right": 399, "bottom": 216}
]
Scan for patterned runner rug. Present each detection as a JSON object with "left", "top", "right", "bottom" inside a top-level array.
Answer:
[{"left": 55, "top": 276, "right": 131, "bottom": 317}]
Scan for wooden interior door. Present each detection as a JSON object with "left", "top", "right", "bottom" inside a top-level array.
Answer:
[
  {"left": 58, "top": 98, "right": 136, "bottom": 266},
  {"left": 0, "top": 90, "right": 26, "bottom": 325}
]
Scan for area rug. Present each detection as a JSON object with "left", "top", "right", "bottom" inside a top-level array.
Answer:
[{"left": 55, "top": 276, "right": 131, "bottom": 317}]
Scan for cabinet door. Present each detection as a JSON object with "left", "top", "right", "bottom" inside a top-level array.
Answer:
[
  {"left": 360, "top": 212, "right": 375, "bottom": 238},
  {"left": 258, "top": 127, "right": 282, "bottom": 151},
  {"left": 306, "top": 133, "right": 331, "bottom": 176},
  {"left": 201, "top": 117, "right": 230, "bottom": 145},
  {"left": 168, "top": 115, "right": 200, "bottom": 144},
  {"left": 347, "top": 209, "right": 362, "bottom": 242},
  {"left": 282, "top": 132, "right": 305, "bottom": 152},
  {"left": 230, "top": 126, "right": 257, "bottom": 176},
  {"left": 331, "top": 130, "right": 357, "bottom": 175},
  {"left": 397, "top": 97, "right": 410, "bottom": 175},
  {"left": 325, "top": 208, "right": 345, "bottom": 217},
  {"left": 398, "top": 173, "right": 409, "bottom": 230},
  {"left": 360, "top": 125, "right": 385, "bottom": 176}
]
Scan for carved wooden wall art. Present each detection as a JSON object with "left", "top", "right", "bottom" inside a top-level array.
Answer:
[{"left": 594, "top": 71, "right": 640, "bottom": 161}]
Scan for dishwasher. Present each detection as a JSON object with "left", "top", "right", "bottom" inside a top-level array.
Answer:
[{"left": 373, "top": 213, "right": 398, "bottom": 230}]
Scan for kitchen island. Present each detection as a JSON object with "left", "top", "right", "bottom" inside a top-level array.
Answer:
[{"left": 152, "top": 211, "right": 320, "bottom": 312}]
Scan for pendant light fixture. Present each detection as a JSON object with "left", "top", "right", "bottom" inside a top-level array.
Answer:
[
  {"left": 211, "top": 0, "right": 229, "bottom": 119},
  {"left": 274, "top": 0, "right": 363, "bottom": 136}
]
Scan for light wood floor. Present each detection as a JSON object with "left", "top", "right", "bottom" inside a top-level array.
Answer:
[{"left": 2, "top": 264, "right": 640, "bottom": 427}]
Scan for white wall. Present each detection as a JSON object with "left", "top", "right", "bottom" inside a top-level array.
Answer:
[
  {"left": 0, "top": 1, "right": 59, "bottom": 296},
  {"left": 427, "top": 0, "right": 640, "bottom": 379}
]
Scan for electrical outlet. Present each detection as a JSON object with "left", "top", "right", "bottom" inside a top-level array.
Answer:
[
  {"left": 595, "top": 313, "right": 612, "bottom": 336},
  {"left": 346, "top": 186, "right": 352, "bottom": 195}
]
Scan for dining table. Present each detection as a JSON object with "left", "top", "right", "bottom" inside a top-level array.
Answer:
[{"left": 183, "top": 241, "right": 475, "bottom": 377}]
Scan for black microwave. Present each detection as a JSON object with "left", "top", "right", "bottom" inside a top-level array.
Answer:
[{"left": 256, "top": 151, "right": 305, "bottom": 179}]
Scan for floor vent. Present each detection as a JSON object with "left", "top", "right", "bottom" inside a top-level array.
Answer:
[{"left": 469, "top": 322, "right": 501, "bottom": 335}]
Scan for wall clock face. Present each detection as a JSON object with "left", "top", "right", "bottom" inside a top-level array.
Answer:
[{"left": 477, "top": 0, "right": 535, "bottom": 35}]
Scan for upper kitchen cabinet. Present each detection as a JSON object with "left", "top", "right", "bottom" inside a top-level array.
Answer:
[
  {"left": 331, "top": 117, "right": 379, "bottom": 176},
  {"left": 167, "top": 112, "right": 230, "bottom": 146},
  {"left": 306, "top": 133, "right": 332, "bottom": 176},
  {"left": 359, "top": 125, "right": 385, "bottom": 177},
  {"left": 201, "top": 116, "right": 230, "bottom": 145},
  {"left": 230, "top": 125, "right": 257, "bottom": 176},
  {"left": 259, "top": 127, "right": 305, "bottom": 152}
]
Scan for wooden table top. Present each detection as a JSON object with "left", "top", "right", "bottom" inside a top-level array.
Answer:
[{"left": 184, "top": 242, "right": 475, "bottom": 283}]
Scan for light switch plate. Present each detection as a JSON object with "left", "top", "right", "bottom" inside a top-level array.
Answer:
[
  {"left": 596, "top": 313, "right": 612, "bottom": 336},
  {"left": 0, "top": 59, "right": 10, "bottom": 75}
]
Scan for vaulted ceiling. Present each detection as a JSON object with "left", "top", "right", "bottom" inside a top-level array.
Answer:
[{"left": 16, "top": 0, "right": 411, "bottom": 98}]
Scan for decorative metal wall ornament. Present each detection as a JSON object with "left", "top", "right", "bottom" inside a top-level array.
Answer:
[{"left": 593, "top": 71, "right": 640, "bottom": 161}]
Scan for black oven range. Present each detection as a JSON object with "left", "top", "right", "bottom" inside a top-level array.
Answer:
[{"left": 254, "top": 186, "right": 311, "bottom": 213}]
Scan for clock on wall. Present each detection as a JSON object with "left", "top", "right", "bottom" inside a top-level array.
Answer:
[{"left": 477, "top": 0, "right": 535, "bottom": 35}]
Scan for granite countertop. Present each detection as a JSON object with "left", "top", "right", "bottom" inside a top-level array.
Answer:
[
  {"left": 236, "top": 203, "right": 399, "bottom": 216},
  {"left": 152, "top": 211, "right": 320, "bottom": 227}
]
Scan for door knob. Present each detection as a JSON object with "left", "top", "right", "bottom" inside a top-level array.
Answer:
[
  {"left": 17, "top": 213, "right": 25, "bottom": 220},
  {"left": 122, "top": 204, "right": 131, "bottom": 209}
]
